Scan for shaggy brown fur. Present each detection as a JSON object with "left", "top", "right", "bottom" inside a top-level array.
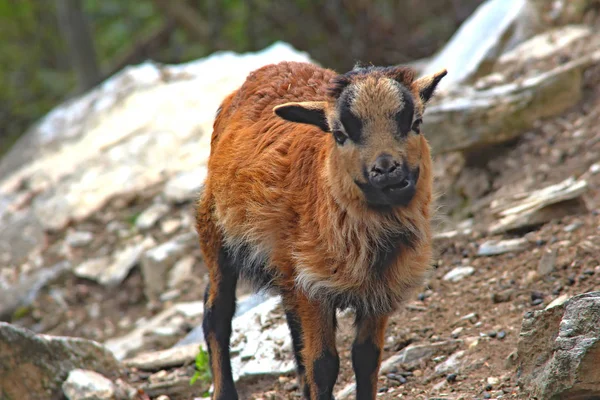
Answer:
[{"left": 196, "top": 60, "right": 447, "bottom": 400}]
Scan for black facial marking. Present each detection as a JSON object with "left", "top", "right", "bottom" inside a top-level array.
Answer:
[
  {"left": 312, "top": 350, "right": 340, "bottom": 399},
  {"left": 352, "top": 338, "right": 381, "bottom": 399},
  {"left": 202, "top": 246, "right": 239, "bottom": 399},
  {"left": 339, "top": 91, "right": 363, "bottom": 143},
  {"left": 395, "top": 86, "right": 415, "bottom": 136}
]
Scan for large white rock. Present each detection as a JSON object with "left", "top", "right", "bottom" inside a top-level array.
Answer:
[
  {"left": 62, "top": 369, "right": 116, "bottom": 400},
  {"left": 0, "top": 42, "right": 314, "bottom": 236},
  {"left": 421, "top": 0, "right": 527, "bottom": 91}
]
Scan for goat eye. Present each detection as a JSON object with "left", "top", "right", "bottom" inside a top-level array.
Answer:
[
  {"left": 333, "top": 130, "right": 347, "bottom": 145},
  {"left": 411, "top": 118, "right": 423, "bottom": 134}
]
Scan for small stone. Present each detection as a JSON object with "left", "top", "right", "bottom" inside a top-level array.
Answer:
[
  {"left": 447, "top": 373, "right": 457, "bottom": 383},
  {"left": 413, "top": 370, "right": 423, "bottom": 377},
  {"left": 532, "top": 299, "right": 543, "bottom": 306},
  {"left": 483, "top": 391, "right": 492, "bottom": 399},
  {"left": 135, "top": 203, "right": 170, "bottom": 230},
  {"left": 159, "top": 289, "right": 181, "bottom": 302},
  {"left": 141, "top": 234, "right": 193, "bottom": 301},
  {"left": 563, "top": 222, "right": 582, "bottom": 232},
  {"left": 161, "top": 218, "right": 181, "bottom": 235},
  {"left": 537, "top": 248, "right": 557, "bottom": 276},
  {"left": 487, "top": 376, "right": 500, "bottom": 386},
  {"left": 451, "top": 327, "right": 464, "bottom": 338},
  {"left": 497, "top": 330, "right": 506, "bottom": 340},
  {"left": 62, "top": 369, "right": 115, "bottom": 400},
  {"left": 168, "top": 256, "right": 195, "bottom": 289},
  {"left": 74, "top": 257, "right": 111, "bottom": 282},
  {"left": 460, "top": 312, "right": 478, "bottom": 322},
  {"left": 524, "top": 270, "right": 541, "bottom": 285},
  {"left": 491, "top": 289, "right": 514, "bottom": 304},
  {"left": 66, "top": 231, "right": 94, "bottom": 248},
  {"left": 443, "top": 266, "right": 475, "bottom": 282},
  {"left": 155, "top": 396, "right": 170, "bottom": 400},
  {"left": 546, "top": 294, "right": 570, "bottom": 310},
  {"left": 477, "top": 238, "right": 529, "bottom": 256},
  {"left": 284, "top": 381, "right": 299, "bottom": 391},
  {"left": 590, "top": 163, "right": 600, "bottom": 175},
  {"left": 488, "top": 330, "right": 497, "bottom": 338}
]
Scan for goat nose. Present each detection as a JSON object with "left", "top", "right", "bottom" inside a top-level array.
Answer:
[{"left": 371, "top": 154, "right": 399, "bottom": 175}]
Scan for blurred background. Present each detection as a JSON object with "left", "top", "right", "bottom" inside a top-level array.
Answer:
[
  {"left": 0, "top": 0, "right": 481, "bottom": 158},
  {"left": 2, "top": 1, "right": 600, "bottom": 399}
]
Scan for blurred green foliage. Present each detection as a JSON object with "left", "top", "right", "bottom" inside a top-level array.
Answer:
[{"left": 0, "top": 0, "right": 480, "bottom": 158}]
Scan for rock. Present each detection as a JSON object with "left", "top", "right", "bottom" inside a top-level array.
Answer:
[
  {"left": 229, "top": 296, "right": 296, "bottom": 381},
  {"left": 563, "top": 222, "right": 583, "bottom": 232},
  {"left": 421, "top": 0, "right": 528, "bottom": 92},
  {"left": 66, "top": 230, "right": 94, "bottom": 248},
  {"left": 0, "top": 261, "right": 70, "bottom": 321},
  {"left": 380, "top": 341, "right": 462, "bottom": 372},
  {"left": 124, "top": 343, "right": 200, "bottom": 371},
  {"left": 0, "top": 42, "right": 313, "bottom": 233},
  {"left": 140, "top": 233, "right": 196, "bottom": 301},
  {"left": 443, "top": 266, "right": 475, "bottom": 282},
  {"left": 424, "top": 49, "right": 600, "bottom": 155},
  {"left": 0, "top": 322, "right": 121, "bottom": 400},
  {"left": 104, "top": 301, "right": 203, "bottom": 360},
  {"left": 492, "top": 289, "right": 515, "bottom": 304},
  {"left": 0, "top": 210, "right": 45, "bottom": 267},
  {"left": 161, "top": 218, "right": 181, "bottom": 235},
  {"left": 337, "top": 340, "right": 461, "bottom": 399},
  {"left": 477, "top": 237, "right": 530, "bottom": 256},
  {"left": 537, "top": 248, "right": 557, "bottom": 276},
  {"left": 168, "top": 256, "right": 195, "bottom": 289},
  {"left": 545, "top": 294, "right": 571, "bottom": 310},
  {"left": 434, "top": 350, "right": 466, "bottom": 377},
  {"left": 517, "top": 291, "right": 600, "bottom": 399},
  {"left": 62, "top": 369, "right": 115, "bottom": 400},
  {"left": 74, "top": 239, "right": 154, "bottom": 288},
  {"left": 135, "top": 203, "right": 170, "bottom": 230},
  {"left": 163, "top": 167, "right": 207, "bottom": 204},
  {"left": 528, "top": 0, "right": 593, "bottom": 27},
  {"left": 104, "top": 239, "right": 155, "bottom": 287},
  {"left": 497, "top": 25, "right": 593, "bottom": 66},
  {"left": 487, "top": 376, "right": 500, "bottom": 386},
  {"left": 74, "top": 257, "right": 111, "bottom": 282},
  {"left": 488, "top": 177, "right": 589, "bottom": 234},
  {"left": 174, "top": 292, "right": 272, "bottom": 347}
]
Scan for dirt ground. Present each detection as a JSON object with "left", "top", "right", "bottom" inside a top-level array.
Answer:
[{"left": 12, "top": 56, "right": 600, "bottom": 400}]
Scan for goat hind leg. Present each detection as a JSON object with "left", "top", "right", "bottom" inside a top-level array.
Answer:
[{"left": 202, "top": 246, "right": 239, "bottom": 399}]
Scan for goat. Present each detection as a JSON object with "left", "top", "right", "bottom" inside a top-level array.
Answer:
[{"left": 195, "top": 60, "right": 447, "bottom": 400}]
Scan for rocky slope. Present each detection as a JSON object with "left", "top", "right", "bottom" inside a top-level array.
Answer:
[{"left": 1, "top": 0, "right": 600, "bottom": 399}]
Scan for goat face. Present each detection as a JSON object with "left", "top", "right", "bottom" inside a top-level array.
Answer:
[{"left": 274, "top": 65, "right": 447, "bottom": 210}]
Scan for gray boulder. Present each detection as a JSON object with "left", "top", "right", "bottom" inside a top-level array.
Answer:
[
  {"left": 0, "top": 322, "right": 121, "bottom": 400},
  {"left": 517, "top": 291, "right": 600, "bottom": 399}
]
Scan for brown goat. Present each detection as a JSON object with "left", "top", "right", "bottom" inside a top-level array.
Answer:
[{"left": 195, "top": 60, "right": 447, "bottom": 400}]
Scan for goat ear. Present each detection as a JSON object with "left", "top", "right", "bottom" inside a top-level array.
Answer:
[
  {"left": 412, "top": 69, "right": 448, "bottom": 105},
  {"left": 273, "top": 101, "right": 330, "bottom": 132}
]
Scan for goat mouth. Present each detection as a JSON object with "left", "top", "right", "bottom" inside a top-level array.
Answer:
[{"left": 382, "top": 178, "right": 411, "bottom": 192}]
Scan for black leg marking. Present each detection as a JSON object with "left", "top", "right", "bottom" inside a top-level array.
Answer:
[
  {"left": 202, "top": 246, "right": 239, "bottom": 400},
  {"left": 312, "top": 350, "right": 339, "bottom": 400},
  {"left": 352, "top": 339, "right": 380, "bottom": 399},
  {"left": 352, "top": 315, "right": 387, "bottom": 400},
  {"left": 284, "top": 308, "right": 306, "bottom": 381}
]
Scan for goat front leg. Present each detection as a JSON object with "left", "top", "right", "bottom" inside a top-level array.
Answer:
[
  {"left": 352, "top": 314, "right": 388, "bottom": 400},
  {"left": 291, "top": 293, "right": 339, "bottom": 400}
]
